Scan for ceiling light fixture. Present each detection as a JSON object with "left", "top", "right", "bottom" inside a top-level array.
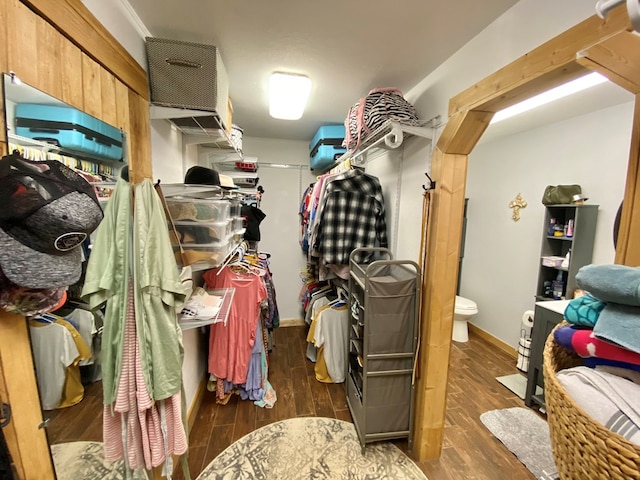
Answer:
[
  {"left": 269, "top": 72, "right": 312, "bottom": 120},
  {"left": 490, "top": 72, "right": 608, "bottom": 124}
]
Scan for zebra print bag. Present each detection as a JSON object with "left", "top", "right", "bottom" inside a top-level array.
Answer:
[{"left": 343, "top": 88, "right": 419, "bottom": 151}]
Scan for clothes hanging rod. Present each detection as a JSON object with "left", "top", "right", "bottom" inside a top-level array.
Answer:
[{"left": 340, "top": 120, "right": 434, "bottom": 166}]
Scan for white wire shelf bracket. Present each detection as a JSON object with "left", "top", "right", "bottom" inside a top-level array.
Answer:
[{"left": 335, "top": 119, "right": 434, "bottom": 167}]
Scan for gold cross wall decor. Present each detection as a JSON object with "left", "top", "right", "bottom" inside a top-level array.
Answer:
[{"left": 509, "top": 193, "right": 527, "bottom": 221}]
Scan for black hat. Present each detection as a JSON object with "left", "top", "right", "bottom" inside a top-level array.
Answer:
[
  {"left": 0, "top": 153, "right": 104, "bottom": 289},
  {"left": 184, "top": 166, "right": 220, "bottom": 186}
]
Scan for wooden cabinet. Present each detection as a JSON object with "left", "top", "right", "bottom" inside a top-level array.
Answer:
[
  {"left": 346, "top": 247, "right": 420, "bottom": 452},
  {"left": 535, "top": 204, "right": 598, "bottom": 301}
]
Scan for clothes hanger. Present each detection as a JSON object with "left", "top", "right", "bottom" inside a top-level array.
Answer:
[
  {"left": 328, "top": 286, "right": 348, "bottom": 307},
  {"left": 32, "top": 313, "right": 60, "bottom": 324}
]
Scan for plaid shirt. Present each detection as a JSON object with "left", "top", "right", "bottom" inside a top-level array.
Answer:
[{"left": 314, "top": 170, "right": 388, "bottom": 265}]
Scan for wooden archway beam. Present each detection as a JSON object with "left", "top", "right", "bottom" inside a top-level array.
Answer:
[
  {"left": 414, "top": 5, "right": 637, "bottom": 460},
  {"left": 615, "top": 94, "right": 640, "bottom": 265},
  {"left": 577, "top": 31, "right": 640, "bottom": 94},
  {"left": 448, "top": 6, "right": 631, "bottom": 117}
]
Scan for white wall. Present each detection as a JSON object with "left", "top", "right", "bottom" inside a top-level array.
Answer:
[
  {"left": 238, "top": 137, "right": 316, "bottom": 321},
  {"left": 150, "top": 119, "right": 184, "bottom": 183},
  {"left": 363, "top": 135, "right": 433, "bottom": 263},
  {"left": 80, "top": 0, "right": 148, "bottom": 68},
  {"left": 463, "top": 101, "right": 632, "bottom": 348}
]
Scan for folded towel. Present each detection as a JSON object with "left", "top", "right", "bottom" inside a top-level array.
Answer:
[
  {"left": 564, "top": 294, "right": 606, "bottom": 327},
  {"left": 554, "top": 325, "right": 640, "bottom": 367},
  {"left": 575, "top": 264, "right": 640, "bottom": 306},
  {"left": 593, "top": 302, "right": 640, "bottom": 355},
  {"left": 595, "top": 365, "right": 640, "bottom": 385},
  {"left": 557, "top": 366, "right": 640, "bottom": 446},
  {"left": 585, "top": 357, "right": 640, "bottom": 373}
]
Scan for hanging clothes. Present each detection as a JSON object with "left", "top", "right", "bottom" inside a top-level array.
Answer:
[
  {"left": 102, "top": 281, "right": 187, "bottom": 472},
  {"left": 54, "top": 317, "right": 92, "bottom": 408},
  {"left": 306, "top": 300, "right": 350, "bottom": 383},
  {"left": 241, "top": 204, "right": 266, "bottom": 242},
  {"left": 82, "top": 178, "right": 189, "bottom": 476},
  {"left": 28, "top": 318, "right": 87, "bottom": 410},
  {"left": 260, "top": 261, "right": 280, "bottom": 329},
  {"left": 314, "top": 169, "right": 388, "bottom": 266},
  {"left": 82, "top": 178, "right": 131, "bottom": 406},
  {"left": 203, "top": 267, "right": 267, "bottom": 385}
]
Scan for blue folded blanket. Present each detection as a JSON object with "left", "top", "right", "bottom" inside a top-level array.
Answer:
[
  {"left": 563, "top": 294, "right": 606, "bottom": 327},
  {"left": 575, "top": 264, "right": 640, "bottom": 306}
]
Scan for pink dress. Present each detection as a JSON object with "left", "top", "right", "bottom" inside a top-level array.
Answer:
[{"left": 204, "top": 268, "right": 267, "bottom": 385}]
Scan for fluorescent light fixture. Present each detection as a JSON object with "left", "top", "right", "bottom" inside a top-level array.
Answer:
[
  {"left": 269, "top": 72, "right": 312, "bottom": 120},
  {"left": 490, "top": 72, "right": 608, "bottom": 124}
]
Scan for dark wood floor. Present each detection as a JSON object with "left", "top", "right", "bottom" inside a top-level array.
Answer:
[{"left": 46, "top": 325, "right": 537, "bottom": 480}]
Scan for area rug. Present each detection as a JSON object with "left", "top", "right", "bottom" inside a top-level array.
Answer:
[
  {"left": 197, "top": 417, "right": 427, "bottom": 480},
  {"left": 51, "top": 441, "right": 147, "bottom": 480},
  {"left": 480, "top": 407, "right": 558, "bottom": 479}
]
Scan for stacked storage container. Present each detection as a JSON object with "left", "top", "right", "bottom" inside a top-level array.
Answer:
[
  {"left": 309, "top": 124, "right": 347, "bottom": 172},
  {"left": 166, "top": 198, "right": 232, "bottom": 270}
]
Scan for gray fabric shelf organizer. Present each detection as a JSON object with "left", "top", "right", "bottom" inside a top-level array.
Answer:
[{"left": 346, "top": 247, "right": 420, "bottom": 452}]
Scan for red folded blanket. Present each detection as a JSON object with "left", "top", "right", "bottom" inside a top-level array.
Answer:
[{"left": 554, "top": 325, "right": 640, "bottom": 367}]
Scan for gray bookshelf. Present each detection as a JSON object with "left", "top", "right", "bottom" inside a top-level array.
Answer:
[
  {"left": 535, "top": 204, "right": 598, "bottom": 301},
  {"left": 346, "top": 247, "right": 420, "bottom": 453}
]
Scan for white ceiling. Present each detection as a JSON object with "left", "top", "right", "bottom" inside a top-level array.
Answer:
[{"left": 127, "top": 0, "right": 521, "bottom": 142}]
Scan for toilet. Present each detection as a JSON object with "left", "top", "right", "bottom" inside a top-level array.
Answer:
[{"left": 452, "top": 295, "right": 479, "bottom": 343}]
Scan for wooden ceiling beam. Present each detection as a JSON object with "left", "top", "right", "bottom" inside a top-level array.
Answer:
[
  {"left": 448, "top": 6, "right": 631, "bottom": 116},
  {"left": 577, "top": 31, "right": 640, "bottom": 94},
  {"left": 436, "top": 109, "right": 494, "bottom": 155}
]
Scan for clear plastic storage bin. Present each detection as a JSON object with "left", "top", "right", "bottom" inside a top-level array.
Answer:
[
  {"left": 167, "top": 198, "right": 231, "bottom": 224},
  {"left": 229, "top": 200, "right": 242, "bottom": 218},
  {"left": 231, "top": 216, "right": 245, "bottom": 233},
  {"left": 173, "top": 239, "right": 231, "bottom": 270},
  {"left": 174, "top": 220, "right": 231, "bottom": 245}
]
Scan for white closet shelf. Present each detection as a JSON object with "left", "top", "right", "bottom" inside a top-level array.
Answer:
[
  {"left": 178, "top": 287, "right": 235, "bottom": 331},
  {"left": 336, "top": 119, "right": 434, "bottom": 166},
  {"left": 160, "top": 183, "right": 223, "bottom": 198},
  {"left": 8, "top": 133, "right": 125, "bottom": 166},
  {"left": 149, "top": 104, "right": 243, "bottom": 159}
]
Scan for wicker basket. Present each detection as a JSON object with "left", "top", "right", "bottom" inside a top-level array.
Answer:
[{"left": 543, "top": 322, "right": 640, "bottom": 479}]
